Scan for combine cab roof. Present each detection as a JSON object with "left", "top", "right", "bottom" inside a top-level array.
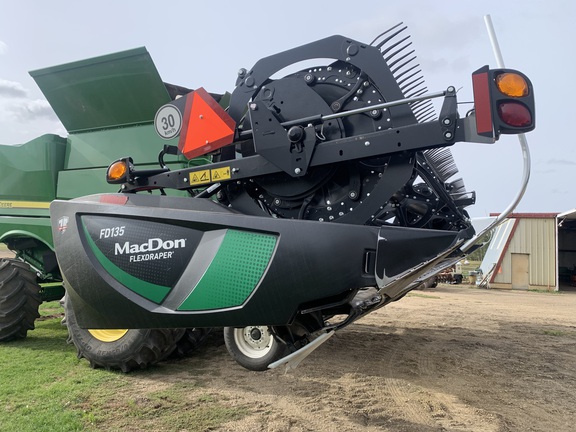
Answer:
[{"left": 30, "top": 47, "right": 172, "bottom": 133}]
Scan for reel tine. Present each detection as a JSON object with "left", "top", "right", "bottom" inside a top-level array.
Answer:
[
  {"left": 373, "top": 24, "right": 408, "bottom": 49},
  {"left": 448, "top": 178, "right": 467, "bottom": 195},
  {"left": 375, "top": 22, "right": 436, "bottom": 122},
  {"left": 412, "top": 105, "right": 435, "bottom": 121},
  {"left": 385, "top": 47, "right": 415, "bottom": 67},
  {"left": 417, "top": 112, "right": 437, "bottom": 123},
  {"left": 380, "top": 35, "right": 411, "bottom": 57},
  {"left": 395, "top": 66, "right": 421, "bottom": 84},
  {"left": 401, "top": 78, "right": 426, "bottom": 95},
  {"left": 424, "top": 148, "right": 459, "bottom": 182},
  {"left": 408, "top": 89, "right": 429, "bottom": 100},
  {"left": 390, "top": 56, "right": 418, "bottom": 76}
]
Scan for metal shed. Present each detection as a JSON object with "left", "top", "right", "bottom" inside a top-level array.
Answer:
[
  {"left": 479, "top": 213, "right": 566, "bottom": 291},
  {"left": 557, "top": 209, "right": 576, "bottom": 291}
]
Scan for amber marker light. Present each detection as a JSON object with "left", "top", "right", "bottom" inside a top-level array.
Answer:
[
  {"left": 106, "top": 159, "right": 130, "bottom": 184},
  {"left": 495, "top": 72, "right": 529, "bottom": 98}
]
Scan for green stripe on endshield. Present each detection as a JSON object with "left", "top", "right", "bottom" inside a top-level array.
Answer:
[
  {"left": 82, "top": 223, "right": 170, "bottom": 304},
  {"left": 178, "top": 230, "right": 277, "bottom": 311}
]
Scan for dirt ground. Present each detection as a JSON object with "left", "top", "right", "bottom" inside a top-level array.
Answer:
[
  {"left": 0, "top": 250, "right": 13, "bottom": 259},
  {"left": 4, "top": 244, "right": 574, "bottom": 431},
  {"left": 144, "top": 284, "right": 576, "bottom": 432}
]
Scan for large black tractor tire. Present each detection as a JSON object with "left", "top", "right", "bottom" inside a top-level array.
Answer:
[
  {"left": 62, "top": 294, "right": 180, "bottom": 372},
  {"left": 172, "top": 327, "right": 214, "bottom": 358},
  {"left": 224, "top": 326, "right": 288, "bottom": 371},
  {"left": 0, "top": 259, "right": 42, "bottom": 342}
]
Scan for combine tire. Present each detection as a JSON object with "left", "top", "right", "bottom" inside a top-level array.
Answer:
[
  {"left": 172, "top": 327, "right": 213, "bottom": 357},
  {"left": 224, "top": 326, "right": 288, "bottom": 371},
  {"left": 62, "top": 294, "right": 180, "bottom": 372},
  {"left": 0, "top": 259, "right": 41, "bottom": 342}
]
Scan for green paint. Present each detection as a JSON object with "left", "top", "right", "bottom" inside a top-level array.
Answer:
[
  {"left": 82, "top": 222, "right": 170, "bottom": 304},
  {"left": 178, "top": 230, "right": 277, "bottom": 311}
]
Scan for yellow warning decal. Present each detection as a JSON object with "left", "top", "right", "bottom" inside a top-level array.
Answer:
[
  {"left": 189, "top": 167, "right": 232, "bottom": 186},
  {"left": 210, "top": 167, "right": 231, "bottom": 182},
  {"left": 0, "top": 201, "right": 51, "bottom": 209},
  {"left": 189, "top": 169, "right": 211, "bottom": 186}
]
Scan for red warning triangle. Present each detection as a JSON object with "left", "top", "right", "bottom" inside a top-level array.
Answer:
[{"left": 178, "top": 87, "right": 235, "bottom": 159}]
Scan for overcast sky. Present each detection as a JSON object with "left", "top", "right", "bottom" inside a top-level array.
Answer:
[{"left": 1, "top": 1, "right": 574, "bottom": 217}]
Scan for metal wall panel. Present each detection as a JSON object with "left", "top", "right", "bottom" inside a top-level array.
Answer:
[{"left": 492, "top": 217, "right": 556, "bottom": 288}]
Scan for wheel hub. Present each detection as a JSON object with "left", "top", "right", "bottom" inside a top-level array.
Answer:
[
  {"left": 250, "top": 327, "right": 262, "bottom": 340},
  {"left": 241, "top": 326, "right": 272, "bottom": 351}
]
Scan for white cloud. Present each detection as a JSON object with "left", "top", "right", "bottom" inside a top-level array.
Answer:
[
  {"left": 0, "top": 79, "right": 28, "bottom": 98},
  {"left": 0, "top": 98, "right": 64, "bottom": 144},
  {"left": 5, "top": 98, "right": 57, "bottom": 122},
  {"left": 545, "top": 158, "right": 576, "bottom": 166},
  {"left": 0, "top": 40, "right": 6, "bottom": 55}
]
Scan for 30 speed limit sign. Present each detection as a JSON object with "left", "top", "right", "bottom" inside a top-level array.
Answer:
[{"left": 154, "top": 104, "right": 182, "bottom": 140}]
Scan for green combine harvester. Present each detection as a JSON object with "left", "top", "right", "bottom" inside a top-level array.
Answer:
[{"left": 0, "top": 48, "right": 211, "bottom": 371}]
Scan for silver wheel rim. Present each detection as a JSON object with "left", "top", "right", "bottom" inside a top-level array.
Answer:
[{"left": 233, "top": 326, "right": 275, "bottom": 359}]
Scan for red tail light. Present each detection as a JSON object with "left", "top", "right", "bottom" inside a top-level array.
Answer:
[{"left": 497, "top": 102, "right": 532, "bottom": 128}]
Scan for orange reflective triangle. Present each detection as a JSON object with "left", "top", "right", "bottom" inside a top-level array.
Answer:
[{"left": 178, "top": 87, "right": 235, "bottom": 159}]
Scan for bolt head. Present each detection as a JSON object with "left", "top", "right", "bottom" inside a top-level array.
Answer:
[
  {"left": 304, "top": 74, "right": 315, "bottom": 83},
  {"left": 346, "top": 43, "right": 359, "bottom": 56}
]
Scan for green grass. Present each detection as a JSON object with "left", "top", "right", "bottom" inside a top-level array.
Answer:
[
  {"left": 0, "top": 302, "right": 246, "bottom": 431},
  {"left": 84, "top": 385, "right": 245, "bottom": 431},
  {"left": 542, "top": 329, "right": 564, "bottom": 336},
  {"left": 38, "top": 300, "right": 64, "bottom": 318},
  {"left": 0, "top": 302, "right": 120, "bottom": 431},
  {"left": 528, "top": 288, "right": 563, "bottom": 294},
  {"left": 540, "top": 329, "right": 576, "bottom": 337}
]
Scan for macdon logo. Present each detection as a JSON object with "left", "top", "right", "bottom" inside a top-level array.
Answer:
[{"left": 114, "top": 238, "right": 186, "bottom": 263}]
